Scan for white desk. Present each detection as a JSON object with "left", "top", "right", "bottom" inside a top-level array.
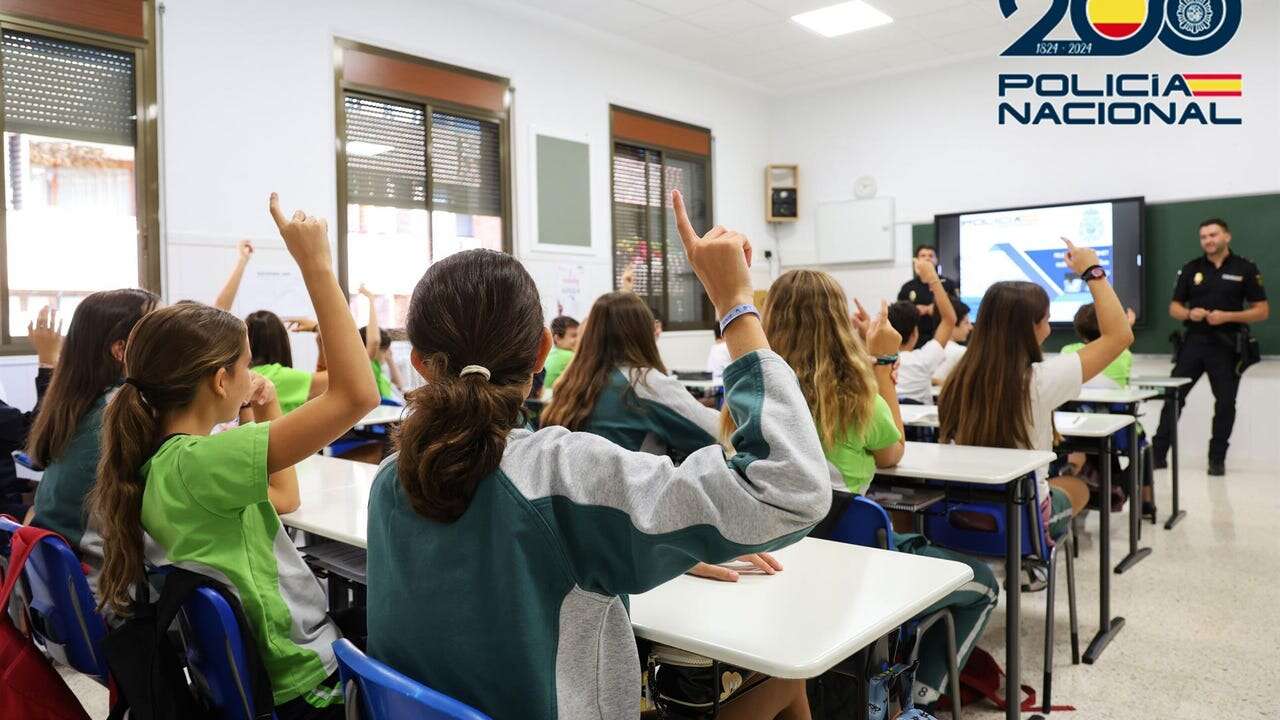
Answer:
[
  {"left": 1130, "top": 376, "right": 1193, "bottom": 530},
  {"left": 630, "top": 537, "right": 972, "bottom": 680},
  {"left": 353, "top": 405, "right": 406, "bottom": 429},
  {"left": 872, "top": 441, "right": 1053, "bottom": 720},
  {"left": 900, "top": 407, "right": 1134, "bottom": 438},
  {"left": 1075, "top": 387, "right": 1160, "bottom": 405},
  {"left": 283, "top": 455, "right": 377, "bottom": 548}
]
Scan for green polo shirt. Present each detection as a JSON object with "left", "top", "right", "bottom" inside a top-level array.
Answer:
[
  {"left": 140, "top": 422, "right": 339, "bottom": 705},
  {"left": 542, "top": 347, "right": 574, "bottom": 390},
  {"left": 1061, "top": 343, "right": 1132, "bottom": 387},
  {"left": 824, "top": 395, "right": 902, "bottom": 495},
  {"left": 252, "top": 363, "right": 312, "bottom": 414},
  {"left": 371, "top": 359, "right": 394, "bottom": 401}
]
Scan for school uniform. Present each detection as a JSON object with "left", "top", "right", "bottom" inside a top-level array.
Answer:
[
  {"left": 542, "top": 347, "right": 574, "bottom": 391},
  {"left": 141, "top": 423, "right": 343, "bottom": 713},
  {"left": 706, "top": 341, "right": 732, "bottom": 385},
  {"left": 366, "top": 350, "right": 831, "bottom": 720},
  {"left": 370, "top": 359, "right": 395, "bottom": 401},
  {"left": 819, "top": 395, "right": 998, "bottom": 706},
  {"left": 896, "top": 339, "right": 948, "bottom": 404},
  {"left": 932, "top": 342, "right": 966, "bottom": 385},
  {"left": 0, "top": 367, "right": 51, "bottom": 517},
  {"left": 577, "top": 366, "right": 721, "bottom": 456},
  {"left": 1061, "top": 343, "right": 1132, "bottom": 389},
  {"left": 1028, "top": 353, "right": 1084, "bottom": 537},
  {"left": 252, "top": 363, "right": 313, "bottom": 414}
]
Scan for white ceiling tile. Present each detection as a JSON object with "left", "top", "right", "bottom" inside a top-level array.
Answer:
[
  {"left": 895, "top": 2, "right": 1006, "bottom": 38},
  {"left": 634, "top": 0, "right": 727, "bottom": 14},
  {"left": 864, "top": 0, "right": 972, "bottom": 20},
  {"left": 681, "top": 0, "right": 782, "bottom": 32},
  {"left": 565, "top": 0, "right": 669, "bottom": 34}
]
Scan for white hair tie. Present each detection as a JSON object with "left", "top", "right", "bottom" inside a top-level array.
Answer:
[{"left": 459, "top": 365, "right": 491, "bottom": 381}]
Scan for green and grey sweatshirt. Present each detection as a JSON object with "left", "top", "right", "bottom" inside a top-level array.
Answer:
[
  {"left": 578, "top": 366, "right": 721, "bottom": 456},
  {"left": 366, "top": 349, "right": 831, "bottom": 720}
]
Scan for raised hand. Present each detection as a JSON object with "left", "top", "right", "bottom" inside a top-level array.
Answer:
[
  {"left": 1061, "top": 237, "right": 1100, "bottom": 276},
  {"left": 237, "top": 238, "right": 255, "bottom": 261},
  {"left": 357, "top": 284, "right": 375, "bottom": 300},
  {"left": 914, "top": 256, "right": 939, "bottom": 285},
  {"left": 851, "top": 298, "right": 871, "bottom": 339},
  {"left": 243, "top": 371, "right": 277, "bottom": 409},
  {"left": 867, "top": 300, "right": 903, "bottom": 356},
  {"left": 672, "top": 189, "right": 753, "bottom": 316},
  {"left": 620, "top": 266, "right": 636, "bottom": 293},
  {"left": 28, "top": 305, "right": 62, "bottom": 367},
  {"left": 269, "top": 193, "right": 332, "bottom": 272}
]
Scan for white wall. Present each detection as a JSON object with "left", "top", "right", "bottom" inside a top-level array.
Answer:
[
  {"left": 767, "top": 0, "right": 1280, "bottom": 307},
  {"left": 156, "top": 0, "right": 775, "bottom": 376}
]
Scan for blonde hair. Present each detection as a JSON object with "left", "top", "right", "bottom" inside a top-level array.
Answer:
[{"left": 762, "top": 270, "right": 878, "bottom": 449}]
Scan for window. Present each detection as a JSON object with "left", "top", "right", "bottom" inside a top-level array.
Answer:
[
  {"left": 610, "top": 106, "right": 713, "bottom": 329},
  {"left": 0, "top": 3, "right": 158, "bottom": 350},
  {"left": 336, "top": 41, "right": 511, "bottom": 327}
]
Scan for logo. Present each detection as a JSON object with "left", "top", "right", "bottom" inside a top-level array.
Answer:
[
  {"left": 997, "top": 73, "right": 1243, "bottom": 125},
  {"left": 999, "top": 0, "right": 1241, "bottom": 56},
  {"left": 909, "top": 290, "right": 917, "bottom": 301},
  {"left": 1194, "top": 272, "right": 1204, "bottom": 285}
]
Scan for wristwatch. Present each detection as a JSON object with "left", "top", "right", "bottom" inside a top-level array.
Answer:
[{"left": 1081, "top": 265, "right": 1107, "bottom": 281}]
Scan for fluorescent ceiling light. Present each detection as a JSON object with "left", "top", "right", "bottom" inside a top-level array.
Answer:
[
  {"left": 346, "top": 140, "right": 395, "bottom": 157},
  {"left": 791, "top": 1, "right": 893, "bottom": 38}
]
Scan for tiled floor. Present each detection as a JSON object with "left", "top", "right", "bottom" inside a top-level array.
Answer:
[{"left": 63, "top": 359, "right": 1280, "bottom": 719}]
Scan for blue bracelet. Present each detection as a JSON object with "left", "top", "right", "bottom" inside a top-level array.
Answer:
[{"left": 718, "top": 304, "right": 760, "bottom": 334}]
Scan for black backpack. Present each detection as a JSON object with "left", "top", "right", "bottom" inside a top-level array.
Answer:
[{"left": 103, "top": 568, "right": 274, "bottom": 720}]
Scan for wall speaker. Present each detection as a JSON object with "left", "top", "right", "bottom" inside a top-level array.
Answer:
[{"left": 766, "top": 164, "right": 798, "bottom": 223}]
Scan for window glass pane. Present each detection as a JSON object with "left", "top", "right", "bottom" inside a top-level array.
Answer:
[
  {"left": 429, "top": 111, "right": 503, "bottom": 261},
  {"left": 612, "top": 142, "right": 663, "bottom": 319},
  {"left": 2, "top": 31, "right": 139, "bottom": 337},
  {"left": 663, "top": 157, "right": 709, "bottom": 325}
]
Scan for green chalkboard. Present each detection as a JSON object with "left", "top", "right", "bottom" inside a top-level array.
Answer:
[
  {"left": 536, "top": 135, "right": 591, "bottom": 248},
  {"left": 914, "top": 193, "right": 1279, "bottom": 355}
]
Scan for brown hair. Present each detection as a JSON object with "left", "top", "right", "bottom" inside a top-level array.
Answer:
[
  {"left": 89, "top": 303, "right": 248, "bottom": 615},
  {"left": 27, "top": 289, "right": 159, "bottom": 467},
  {"left": 764, "top": 270, "right": 878, "bottom": 449},
  {"left": 395, "top": 249, "right": 544, "bottom": 523},
  {"left": 938, "top": 281, "right": 1050, "bottom": 449},
  {"left": 1072, "top": 303, "right": 1100, "bottom": 342},
  {"left": 539, "top": 292, "right": 665, "bottom": 432},
  {"left": 246, "top": 309, "right": 292, "bottom": 367}
]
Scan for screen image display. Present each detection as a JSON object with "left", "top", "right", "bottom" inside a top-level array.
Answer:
[{"left": 935, "top": 198, "right": 1144, "bottom": 326}]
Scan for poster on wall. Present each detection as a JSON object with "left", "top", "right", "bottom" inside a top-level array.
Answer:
[{"left": 555, "top": 264, "right": 585, "bottom": 319}]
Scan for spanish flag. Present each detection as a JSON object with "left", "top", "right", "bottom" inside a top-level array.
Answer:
[
  {"left": 1086, "top": 0, "right": 1147, "bottom": 40},
  {"left": 1184, "top": 74, "right": 1244, "bottom": 97}
]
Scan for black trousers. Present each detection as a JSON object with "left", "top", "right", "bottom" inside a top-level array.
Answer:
[{"left": 1154, "top": 334, "right": 1240, "bottom": 462}]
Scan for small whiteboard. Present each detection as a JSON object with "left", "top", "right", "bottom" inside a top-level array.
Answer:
[{"left": 815, "top": 197, "right": 895, "bottom": 265}]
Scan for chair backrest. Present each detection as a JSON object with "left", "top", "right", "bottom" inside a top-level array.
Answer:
[
  {"left": 333, "top": 639, "right": 492, "bottom": 720},
  {"left": 0, "top": 516, "right": 109, "bottom": 683},
  {"left": 177, "top": 585, "right": 261, "bottom": 720},
  {"left": 827, "top": 495, "right": 894, "bottom": 550},
  {"left": 922, "top": 477, "right": 1051, "bottom": 561}
]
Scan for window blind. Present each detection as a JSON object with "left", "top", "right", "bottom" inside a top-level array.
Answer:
[
  {"left": 1, "top": 31, "right": 135, "bottom": 146},
  {"left": 612, "top": 142, "right": 665, "bottom": 318},
  {"left": 344, "top": 93, "right": 427, "bottom": 210},
  {"left": 429, "top": 110, "right": 501, "bottom": 217}
]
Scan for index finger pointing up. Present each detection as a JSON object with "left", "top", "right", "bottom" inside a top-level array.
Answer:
[
  {"left": 269, "top": 193, "right": 289, "bottom": 231},
  {"left": 671, "top": 189, "right": 699, "bottom": 249},
  {"left": 1060, "top": 236, "right": 1076, "bottom": 250}
]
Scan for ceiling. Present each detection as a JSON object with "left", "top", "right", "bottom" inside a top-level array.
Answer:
[{"left": 507, "top": 0, "right": 1019, "bottom": 94}]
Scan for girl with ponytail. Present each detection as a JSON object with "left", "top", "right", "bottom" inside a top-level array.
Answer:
[
  {"left": 367, "top": 191, "right": 833, "bottom": 720},
  {"left": 90, "top": 194, "right": 379, "bottom": 719}
]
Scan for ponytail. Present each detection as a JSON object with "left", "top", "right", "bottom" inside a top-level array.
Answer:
[
  {"left": 396, "top": 249, "right": 545, "bottom": 524},
  {"left": 395, "top": 356, "right": 526, "bottom": 522},
  {"left": 89, "top": 382, "right": 161, "bottom": 615}
]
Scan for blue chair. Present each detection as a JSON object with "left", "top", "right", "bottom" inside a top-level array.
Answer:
[
  {"left": 923, "top": 489, "right": 1079, "bottom": 715},
  {"left": 0, "top": 516, "right": 109, "bottom": 684},
  {"left": 333, "top": 639, "right": 492, "bottom": 720},
  {"left": 176, "top": 583, "right": 274, "bottom": 720},
  {"left": 827, "top": 496, "right": 962, "bottom": 720}
]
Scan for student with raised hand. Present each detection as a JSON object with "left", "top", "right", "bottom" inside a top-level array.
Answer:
[
  {"left": 366, "top": 189, "right": 829, "bottom": 720},
  {"left": 939, "top": 239, "right": 1133, "bottom": 540},
  {"left": 1062, "top": 304, "right": 1137, "bottom": 389},
  {"left": 27, "top": 291, "right": 159, "bottom": 580},
  {"left": 1, "top": 307, "right": 67, "bottom": 519},
  {"left": 889, "top": 256, "right": 957, "bottom": 404},
  {"left": 89, "top": 194, "right": 380, "bottom": 720},
  {"left": 213, "top": 239, "right": 255, "bottom": 313},
  {"left": 762, "top": 270, "right": 998, "bottom": 709},
  {"left": 356, "top": 285, "right": 403, "bottom": 401},
  {"left": 932, "top": 300, "right": 972, "bottom": 385}
]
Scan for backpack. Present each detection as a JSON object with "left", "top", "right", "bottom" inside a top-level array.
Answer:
[
  {"left": 937, "top": 646, "right": 1074, "bottom": 714},
  {"left": 103, "top": 567, "right": 274, "bottom": 720},
  {"left": 0, "top": 522, "right": 92, "bottom": 720}
]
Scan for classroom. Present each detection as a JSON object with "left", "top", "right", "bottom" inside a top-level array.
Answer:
[{"left": 0, "top": 0, "right": 1275, "bottom": 719}]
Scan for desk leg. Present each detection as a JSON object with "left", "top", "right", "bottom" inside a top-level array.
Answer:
[
  {"left": 1085, "top": 436, "right": 1124, "bottom": 664},
  {"left": 1004, "top": 477, "right": 1023, "bottom": 720},
  {"left": 852, "top": 648, "right": 868, "bottom": 720},
  {"left": 1116, "top": 414, "right": 1152, "bottom": 574},
  {"left": 1164, "top": 387, "right": 1187, "bottom": 530}
]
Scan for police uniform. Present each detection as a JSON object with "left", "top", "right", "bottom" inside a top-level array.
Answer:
[
  {"left": 897, "top": 275, "right": 960, "bottom": 349},
  {"left": 1154, "top": 252, "right": 1267, "bottom": 464}
]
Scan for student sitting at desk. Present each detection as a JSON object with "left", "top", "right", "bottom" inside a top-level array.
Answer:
[
  {"left": 939, "top": 240, "right": 1133, "bottom": 541},
  {"left": 932, "top": 300, "right": 971, "bottom": 385},
  {"left": 1061, "top": 303, "right": 1137, "bottom": 389},
  {"left": 0, "top": 307, "right": 63, "bottom": 519},
  {"left": 355, "top": 284, "right": 405, "bottom": 402},
  {"left": 366, "top": 191, "right": 827, "bottom": 720},
  {"left": 889, "top": 257, "right": 957, "bottom": 405},
  {"left": 542, "top": 314, "right": 579, "bottom": 391},
  {"left": 92, "top": 195, "right": 381, "bottom": 720},
  {"left": 765, "top": 268, "right": 998, "bottom": 710}
]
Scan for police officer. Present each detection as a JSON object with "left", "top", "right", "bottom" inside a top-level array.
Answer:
[
  {"left": 898, "top": 245, "right": 959, "bottom": 349},
  {"left": 1153, "top": 218, "right": 1269, "bottom": 476}
]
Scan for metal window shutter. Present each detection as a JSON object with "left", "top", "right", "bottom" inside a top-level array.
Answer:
[
  {"left": 429, "top": 110, "right": 501, "bottom": 217},
  {"left": 612, "top": 142, "right": 665, "bottom": 318},
  {"left": 1, "top": 31, "right": 135, "bottom": 146},
  {"left": 344, "top": 93, "right": 427, "bottom": 210}
]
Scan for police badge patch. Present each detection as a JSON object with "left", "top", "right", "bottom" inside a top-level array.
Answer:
[{"left": 1193, "top": 272, "right": 1204, "bottom": 285}]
